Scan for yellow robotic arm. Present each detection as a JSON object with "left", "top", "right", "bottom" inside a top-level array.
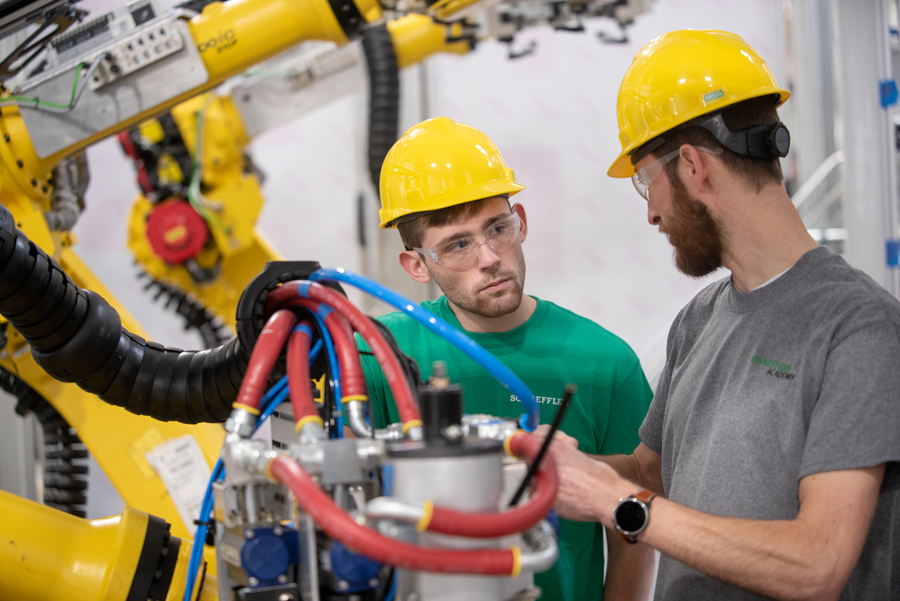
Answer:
[
  {"left": 0, "top": 0, "right": 381, "bottom": 564},
  {"left": 0, "top": 488, "right": 217, "bottom": 601},
  {"left": 121, "top": 13, "right": 472, "bottom": 337}
]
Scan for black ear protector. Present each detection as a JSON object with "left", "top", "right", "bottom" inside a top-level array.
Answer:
[
  {"left": 738, "top": 120, "right": 790, "bottom": 158},
  {"left": 630, "top": 103, "right": 791, "bottom": 164},
  {"left": 764, "top": 122, "right": 791, "bottom": 157}
]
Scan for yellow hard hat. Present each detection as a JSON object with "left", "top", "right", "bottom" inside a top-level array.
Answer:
[
  {"left": 608, "top": 30, "right": 790, "bottom": 178},
  {"left": 379, "top": 117, "right": 525, "bottom": 228}
]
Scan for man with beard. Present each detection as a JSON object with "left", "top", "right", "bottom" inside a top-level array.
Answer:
[
  {"left": 359, "top": 116, "right": 656, "bottom": 601},
  {"left": 543, "top": 30, "right": 900, "bottom": 600}
]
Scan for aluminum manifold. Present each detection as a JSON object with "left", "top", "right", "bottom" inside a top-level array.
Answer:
[{"left": 214, "top": 413, "right": 552, "bottom": 601}]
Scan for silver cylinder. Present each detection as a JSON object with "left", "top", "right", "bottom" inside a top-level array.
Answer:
[{"left": 389, "top": 442, "right": 509, "bottom": 601}]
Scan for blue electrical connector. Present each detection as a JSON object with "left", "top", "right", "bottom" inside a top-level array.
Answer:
[{"left": 308, "top": 268, "right": 540, "bottom": 430}]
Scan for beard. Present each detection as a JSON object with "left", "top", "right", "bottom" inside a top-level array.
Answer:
[
  {"left": 430, "top": 248, "right": 527, "bottom": 318},
  {"left": 663, "top": 170, "right": 726, "bottom": 278}
]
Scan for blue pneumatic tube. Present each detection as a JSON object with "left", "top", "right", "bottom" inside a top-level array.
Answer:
[{"left": 308, "top": 268, "right": 540, "bottom": 431}]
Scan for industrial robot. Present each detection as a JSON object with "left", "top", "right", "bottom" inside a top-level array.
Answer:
[
  {"left": 0, "top": 0, "right": 396, "bottom": 541},
  {"left": 0, "top": 0, "right": 650, "bottom": 597},
  {"left": 0, "top": 0, "right": 651, "bottom": 531},
  {"left": 0, "top": 200, "right": 564, "bottom": 600}
]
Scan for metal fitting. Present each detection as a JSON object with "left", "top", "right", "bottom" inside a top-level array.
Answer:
[
  {"left": 355, "top": 439, "right": 384, "bottom": 470},
  {"left": 405, "top": 425, "right": 424, "bottom": 441},
  {"left": 374, "top": 423, "right": 404, "bottom": 441},
  {"left": 289, "top": 442, "right": 325, "bottom": 477},
  {"left": 224, "top": 408, "right": 258, "bottom": 439},
  {"left": 441, "top": 424, "right": 463, "bottom": 441},
  {"left": 463, "top": 414, "right": 519, "bottom": 441},
  {"left": 519, "top": 521, "right": 559, "bottom": 573},
  {"left": 298, "top": 421, "right": 328, "bottom": 446},
  {"left": 345, "top": 400, "right": 373, "bottom": 438},
  {"left": 364, "top": 497, "right": 423, "bottom": 525}
]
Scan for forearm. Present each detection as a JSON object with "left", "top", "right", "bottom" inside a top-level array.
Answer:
[
  {"left": 640, "top": 500, "right": 844, "bottom": 601},
  {"left": 591, "top": 453, "right": 664, "bottom": 497},
  {"left": 555, "top": 448, "right": 883, "bottom": 601},
  {"left": 604, "top": 527, "right": 655, "bottom": 601}
]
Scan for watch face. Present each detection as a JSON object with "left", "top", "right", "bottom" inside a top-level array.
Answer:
[{"left": 615, "top": 500, "right": 647, "bottom": 533}]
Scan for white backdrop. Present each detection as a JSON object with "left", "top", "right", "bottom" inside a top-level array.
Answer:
[{"left": 73, "top": 0, "right": 784, "bottom": 369}]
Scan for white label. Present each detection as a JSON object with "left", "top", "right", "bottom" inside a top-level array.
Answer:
[{"left": 146, "top": 435, "right": 212, "bottom": 535}]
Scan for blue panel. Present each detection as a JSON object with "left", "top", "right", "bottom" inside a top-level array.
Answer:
[{"left": 886, "top": 239, "right": 900, "bottom": 267}]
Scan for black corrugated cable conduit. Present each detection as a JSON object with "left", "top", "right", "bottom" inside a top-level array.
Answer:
[
  {"left": 362, "top": 22, "right": 401, "bottom": 192},
  {"left": 0, "top": 203, "right": 247, "bottom": 423},
  {"left": 1, "top": 368, "right": 90, "bottom": 517}
]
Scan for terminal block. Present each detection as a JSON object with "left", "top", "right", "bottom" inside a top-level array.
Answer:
[{"left": 88, "top": 21, "right": 184, "bottom": 90}]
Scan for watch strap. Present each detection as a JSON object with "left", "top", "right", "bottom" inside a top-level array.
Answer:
[{"left": 633, "top": 488, "right": 657, "bottom": 505}]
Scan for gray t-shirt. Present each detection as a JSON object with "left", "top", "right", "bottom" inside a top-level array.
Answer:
[{"left": 641, "top": 247, "right": 900, "bottom": 600}]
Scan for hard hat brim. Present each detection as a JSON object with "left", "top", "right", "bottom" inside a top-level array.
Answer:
[
  {"left": 608, "top": 152, "right": 636, "bottom": 179},
  {"left": 379, "top": 181, "right": 525, "bottom": 229}
]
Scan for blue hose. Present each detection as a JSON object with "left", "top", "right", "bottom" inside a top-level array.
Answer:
[
  {"left": 306, "top": 305, "right": 343, "bottom": 437},
  {"left": 308, "top": 268, "right": 540, "bottom": 431},
  {"left": 385, "top": 570, "right": 397, "bottom": 601}
]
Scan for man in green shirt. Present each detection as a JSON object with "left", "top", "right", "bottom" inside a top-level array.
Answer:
[{"left": 361, "top": 116, "right": 654, "bottom": 601}]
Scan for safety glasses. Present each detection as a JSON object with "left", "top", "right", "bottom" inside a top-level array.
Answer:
[
  {"left": 631, "top": 147, "right": 722, "bottom": 201},
  {"left": 413, "top": 209, "right": 522, "bottom": 272}
]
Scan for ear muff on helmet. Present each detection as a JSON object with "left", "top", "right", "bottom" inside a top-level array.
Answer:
[
  {"left": 764, "top": 123, "right": 791, "bottom": 158},
  {"left": 630, "top": 108, "right": 791, "bottom": 165}
]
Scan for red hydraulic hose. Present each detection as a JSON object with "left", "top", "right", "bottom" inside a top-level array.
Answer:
[
  {"left": 266, "top": 296, "right": 367, "bottom": 402},
  {"left": 268, "top": 455, "right": 520, "bottom": 576},
  {"left": 266, "top": 283, "right": 421, "bottom": 429},
  {"left": 287, "top": 322, "right": 319, "bottom": 428},
  {"left": 323, "top": 311, "right": 367, "bottom": 400},
  {"left": 424, "top": 433, "right": 558, "bottom": 538},
  {"left": 235, "top": 310, "right": 297, "bottom": 412}
]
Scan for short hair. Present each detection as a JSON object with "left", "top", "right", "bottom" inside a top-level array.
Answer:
[
  {"left": 398, "top": 196, "right": 509, "bottom": 250},
  {"left": 654, "top": 95, "right": 784, "bottom": 192}
]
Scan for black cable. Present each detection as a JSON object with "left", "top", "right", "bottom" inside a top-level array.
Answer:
[
  {"left": 322, "top": 338, "right": 338, "bottom": 436},
  {"left": 0, "top": 203, "right": 247, "bottom": 424},
  {"left": 1, "top": 367, "right": 89, "bottom": 517},
  {"left": 361, "top": 23, "right": 400, "bottom": 193},
  {"left": 368, "top": 317, "right": 422, "bottom": 401},
  {"left": 509, "top": 384, "right": 576, "bottom": 507},
  {"left": 136, "top": 271, "right": 231, "bottom": 349}
]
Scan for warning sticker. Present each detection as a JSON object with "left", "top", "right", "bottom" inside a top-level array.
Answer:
[{"left": 146, "top": 435, "right": 212, "bottom": 535}]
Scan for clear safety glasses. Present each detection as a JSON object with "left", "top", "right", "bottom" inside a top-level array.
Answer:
[
  {"left": 632, "top": 149, "right": 680, "bottom": 201},
  {"left": 413, "top": 209, "right": 522, "bottom": 272},
  {"left": 631, "top": 147, "right": 722, "bottom": 201}
]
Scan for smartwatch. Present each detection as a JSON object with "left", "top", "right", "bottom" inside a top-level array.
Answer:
[{"left": 613, "top": 488, "right": 657, "bottom": 544}]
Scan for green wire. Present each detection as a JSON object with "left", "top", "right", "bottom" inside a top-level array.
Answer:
[
  {"left": 1, "top": 63, "right": 85, "bottom": 110},
  {"left": 188, "top": 94, "right": 231, "bottom": 235}
]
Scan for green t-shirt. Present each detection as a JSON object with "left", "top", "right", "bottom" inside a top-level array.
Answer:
[{"left": 359, "top": 296, "right": 652, "bottom": 601}]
